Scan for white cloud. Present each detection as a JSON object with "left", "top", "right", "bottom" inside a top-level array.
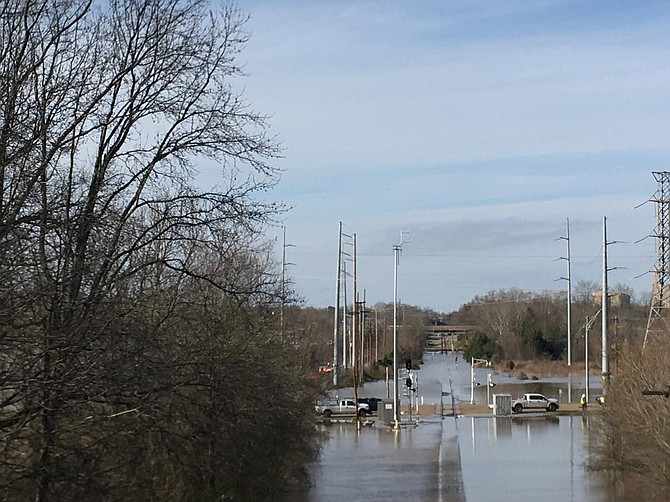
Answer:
[
  {"left": 232, "top": 1, "right": 670, "bottom": 311},
  {"left": 241, "top": 1, "right": 670, "bottom": 173}
]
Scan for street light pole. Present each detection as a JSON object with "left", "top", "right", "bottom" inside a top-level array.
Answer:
[
  {"left": 487, "top": 373, "right": 492, "bottom": 408},
  {"left": 470, "top": 357, "right": 489, "bottom": 404},
  {"left": 392, "top": 242, "right": 400, "bottom": 426},
  {"left": 470, "top": 359, "right": 474, "bottom": 405},
  {"left": 392, "top": 230, "right": 408, "bottom": 427}
]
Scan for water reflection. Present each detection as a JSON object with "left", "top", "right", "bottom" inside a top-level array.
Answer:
[
  {"left": 304, "top": 419, "right": 448, "bottom": 501},
  {"left": 306, "top": 354, "right": 625, "bottom": 501},
  {"left": 459, "top": 415, "right": 620, "bottom": 502},
  {"left": 468, "top": 378, "right": 603, "bottom": 406}
]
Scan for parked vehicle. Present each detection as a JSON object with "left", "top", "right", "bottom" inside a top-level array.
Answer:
[
  {"left": 512, "top": 393, "right": 559, "bottom": 413},
  {"left": 315, "top": 399, "right": 370, "bottom": 418},
  {"left": 357, "top": 397, "right": 383, "bottom": 413}
]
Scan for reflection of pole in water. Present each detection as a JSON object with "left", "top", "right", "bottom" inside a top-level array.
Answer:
[
  {"left": 570, "top": 416, "right": 574, "bottom": 502},
  {"left": 386, "top": 366, "right": 390, "bottom": 399},
  {"left": 439, "top": 382, "right": 443, "bottom": 417},
  {"left": 486, "top": 373, "right": 496, "bottom": 408},
  {"left": 487, "top": 416, "right": 493, "bottom": 449},
  {"left": 568, "top": 372, "right": 572, "bottom": 404},
  {"left": 471, "top": 416, "right": 476, "bottom": 454}
]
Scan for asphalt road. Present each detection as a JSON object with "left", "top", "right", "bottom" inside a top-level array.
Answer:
[{"left": 304, "top": 416, "right": 465, "bottom": 502}]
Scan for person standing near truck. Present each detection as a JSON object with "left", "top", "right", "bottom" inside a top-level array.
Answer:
[{"left": 580, "top": 393, "right": 587, "bottom": 412}]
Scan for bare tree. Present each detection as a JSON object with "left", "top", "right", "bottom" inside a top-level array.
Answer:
[
  {"left": 462, "top": 290, "right": 529, "bottom": 359},
  {"left": 594, "top": 339, "right": 670, "bottom": 498},
  {"left": 0, "top": 1, "right": 320, "bottom": 500}
]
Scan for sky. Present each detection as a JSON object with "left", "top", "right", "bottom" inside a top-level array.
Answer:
[{"left": 204, "top": 0, "right": 670, "bottom": 313}]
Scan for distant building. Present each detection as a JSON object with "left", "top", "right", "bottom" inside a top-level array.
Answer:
[{"left": 593, "top": 291, "right": 631, "bottom": 309}]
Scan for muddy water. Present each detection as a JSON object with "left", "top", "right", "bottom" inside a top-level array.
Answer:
[
  {"left": 301, "top": 353, "right": 622, "bottom": 501},
  {"left": 305, "top": 417, "right": 462, "bottom": 501},
  {"left": 336, "top": 353, "right": 601, "bottom": 410},
  {"left": 347, "top": 351, "right": 603, "bottom": 408},
  {"left": 458, "top": 415, "right": 619, "bottom": 501},
  {"left": 302, "top": 415, "right": 618, "bottom": 502}
]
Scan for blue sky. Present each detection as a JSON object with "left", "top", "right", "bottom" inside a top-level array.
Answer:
[{"left": 203, "top": 0, "right": 670, "bottom": 312}]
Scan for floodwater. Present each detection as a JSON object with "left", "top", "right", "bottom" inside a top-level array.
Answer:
[
  {"left": 305, "top": 417, "right": 460, "bottom": 501},
  {"left": 458, "top": 415, "right": 617, "bottom": 502},
  {"left": 300, "top": 353, "right": 622, "bottom": 502}
]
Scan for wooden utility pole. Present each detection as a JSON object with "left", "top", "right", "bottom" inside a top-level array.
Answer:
[
  {"left": 374, "top": 308, "right": 379, "bottom": 363},
  {"left": 342, "top": 260, "right": 348, "bottom": 368},
  {"left": 280, "top": 226, "right": 286, "bottom": 341},
  {"left": 359, "top": 290, "right": 366, "bottom": 371}
]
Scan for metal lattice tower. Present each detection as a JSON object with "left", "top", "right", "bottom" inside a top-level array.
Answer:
[{"left": 644, "top": 171, "right": 670, "bottom": 348}]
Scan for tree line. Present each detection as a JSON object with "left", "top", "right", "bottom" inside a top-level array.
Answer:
[
  {"left": 3, "top": 0, "right": 667, "bottom": 498},
  {"left": 0, "top": 1, "right": 318, "bottom": 500},
  {"left": 454, "top": 286, "right": 670, "bottom": 496},
  {"left": 456, "top": 283, "right": 648, "bottom": 365},
  {"left": 282, "top": 303, "right": 438, "bottom": 386}
]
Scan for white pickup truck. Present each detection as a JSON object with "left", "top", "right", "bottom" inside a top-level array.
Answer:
[
  {"left": 315, "top": 398, "right": 370, "bottom": 418},
  {"left": 512, "top": 393, "right": 559, "bottom": 413}
]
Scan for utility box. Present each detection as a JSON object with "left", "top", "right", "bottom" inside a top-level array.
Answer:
[
  {"left": 378, "top": 399, "right": 395, "bottom": 426},
  {"left": 493, "top": 394, "right": 512, "bottom": 416}
]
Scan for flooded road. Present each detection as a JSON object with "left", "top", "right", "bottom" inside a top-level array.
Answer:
[
  {"left": 458, "top": 415, "right": 614, "bottom": 501},
  {"left": 307, "top": 417, "right": 464, "bottom": 501},
  {"left": 302, "top": 353, "right": 618, "bottom": 501}
]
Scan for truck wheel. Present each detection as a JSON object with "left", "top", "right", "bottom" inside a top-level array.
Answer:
[
  {"left": 323, "top": 409, "right": 332, "bottom": 418},
  {"left": 513, "top": 403, "right": 523, "bottom": 414},
  {"left": 547, "top": 403, "right": 557, "bottom": 412},
  {"left": 358, "top": 409, "right": 366, "bottom": 417}
]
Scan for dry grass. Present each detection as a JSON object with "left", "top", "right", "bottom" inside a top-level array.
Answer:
[
  {"left": 593, "top": 339, "right": 670, "bottom": 496},
  {"left": 494, "top": 359, "right": 601, "bottom": 379}
]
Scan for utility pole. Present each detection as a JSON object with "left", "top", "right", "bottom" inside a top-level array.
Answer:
[
  {"left": 557, "top": 217, "right": 573, "bottom": 403},
  {"left": 352, "top": 233, "right": 358, "bottom": 392},
  {"left": 557, "top": 218, "right": 573, "bottom": 371},
  {"left": 374, "top": 308, "right": 379, "bottom": 363},
  {"left": 332, "top": 222, "right": 342, "bottom": 385},
  {"left": 392, "top": 230, "right": 408, "bottom": 427},
  {"left": 600, "top": 216, "right": 611, "bottom": 388},
  {"left": 342, "top": 260, "right": 348, "bottom": 368},
  {"left": 281, "top": 226, "right": 286, "bottom": 341},
  {"left": 341, "top": 230, "right": 352, "bottom": 368},
  {"left": 562, "top": 219, "right": 573, "bottom": 366},
  {"left": 358, "top": 288, "right": 366, "bottom": 370},
  {"left": 352, "top": 233, "right": 359, "bottom": 423},
  {"left": 280, "top": 227, "right": 295, "bottom": 342}
]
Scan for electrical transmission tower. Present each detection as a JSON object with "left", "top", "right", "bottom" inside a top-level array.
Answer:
[{"left": 644, "top": 171, "right": 670, "bottom": 349}]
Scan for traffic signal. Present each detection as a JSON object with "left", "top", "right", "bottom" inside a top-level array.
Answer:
[
  {"left": 405, "top": 377, "right": 412, "bottom": 388},
  {"left": 405, "top": 358, "right": 412, "bottom": 370}
]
